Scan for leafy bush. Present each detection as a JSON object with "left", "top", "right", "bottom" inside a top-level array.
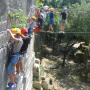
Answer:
[
  {"left": 67, "top": 1, "right": 90, "bottom": 31},
  {"left": 8, "top": 10, "right": 28, "bottom": 28},
  {"left": 65, "top": 2, "right": 90, "bottom": 42}
]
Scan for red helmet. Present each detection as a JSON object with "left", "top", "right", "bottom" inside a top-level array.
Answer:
[{"left": 21, "top": 27, "right": 28, "bottom": 35}]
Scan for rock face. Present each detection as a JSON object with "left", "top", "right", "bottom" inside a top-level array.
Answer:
[
  {"left": 0, "top": 32, "right": 35, "bottom": 90},
  {"left": 0, "top": 32, "right": 7, "bottom": 90},
  {"left": 33, "top": 58, "right": 40, "bottom": 81},
  {"left": 0, "top": 0, "right": 7, "bottom": 16},
  {"left": 0, "top": 0, "right": 34, "bottom": 20},
  {"left": 0, "top": 0, "right": 35, "bottom": 31},
  {"left": 6, "top": 0, "right": 34, "bottom": 14},
  {"left": 41, "top": 77, "right": 49, "bottom": 90}
]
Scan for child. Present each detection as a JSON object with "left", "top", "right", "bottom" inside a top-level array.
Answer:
[
  {"left": 20, "top": 27, "right": 30, "bottom": 54},
  {"left": 37, "top": 11, "right": 44, "bottom": 32},
  {"left": 48, "top": 8, "right": 54, "bottom": 32},
  {"left": 7, "top": 28, "right": 23, "bottom": 88},
  {"left": 16, "top": 27, "right": 30, "bottom": 74},
  {"left": 28, "top": 16, "right": 37, "bottom": 36},
  {"left": 60, "top": 7, "right": 68, "bottom": 32}
]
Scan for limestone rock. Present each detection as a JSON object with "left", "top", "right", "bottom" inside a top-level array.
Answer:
[
  {"left": 41, "top": 77, "right": 49, "bottom": 90},
  {"left": 33, "top": 59, "right": 40, "bottom": 81},
  {"left": 33, "top": 81, "right": 41, "bottom": 90}
]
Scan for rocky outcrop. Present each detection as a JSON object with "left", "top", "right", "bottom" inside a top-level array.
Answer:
[{"left": 0, "top": 0, "right": 7, "bottom": 16}]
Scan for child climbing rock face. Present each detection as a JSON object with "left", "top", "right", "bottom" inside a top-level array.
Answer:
[
  {"left": 15, "top": 27, "right": 30, "bottom": 77},
  {"left": 20, "top": 27, "right": 30, "bottom": 55},
  {"left": 7, "top": 28, "right": 23, "bottom": 88},
  {"left": 28, "top": 16, "right": 37, "bottom": 36},
  {"left": 17, "top": 27, "right": 30, "bottom": 74}
]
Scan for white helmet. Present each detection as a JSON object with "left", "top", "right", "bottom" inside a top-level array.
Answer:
[
  {"left": 63, "top": 6, "right": 67, "bottom": 11},
  {"left": 63, "top": 6, "right": 68, "bottom": 12},
  {"left": 43, "top": 5, "right": 49, "bottom": 11}
]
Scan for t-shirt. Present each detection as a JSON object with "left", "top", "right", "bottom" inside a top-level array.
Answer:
[
  {"left": 37, "top": 17, "right": 43, "bottom": 27},
  {"left": 12, "top": 37, "right": 23, "bottom": 53},
  {"left": 61, "top": 12, "right": 67, "bottom": 20},
  {"left": 29, "top": 21, "right": 36, "bottom": 30},
  {"left": 28, "top": 21, "right": 36, "bottom": 34},
  {"left": 49, "top": 12, "right": 54, "bottom": 19},
  {"left": 43, "top": 11, "right": 48, "bottom": 21},
  {"left": 20, "top": 36, "right": 30, "bottom": 54}
]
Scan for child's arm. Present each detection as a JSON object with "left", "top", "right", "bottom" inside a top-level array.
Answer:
[
  {"left": 7, "top": 29, "right": 21, "bottom": 41},
  {"left": 21, "top": 34, "right": 28, "bottom": 38}
]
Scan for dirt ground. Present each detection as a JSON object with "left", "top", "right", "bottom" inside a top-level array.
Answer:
[{"left": 33, "top": 57, "right": 90, "bottom": 90}]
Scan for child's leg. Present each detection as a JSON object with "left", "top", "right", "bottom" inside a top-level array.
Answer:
[
  {"left": 8, "top": 73, "right": 16, "bottom": 83},
  {"left": 7, "top": 63, "right": 16, "bottom": 83},
  {"left": 61, "top": 23, "right": 64, "bottom": 32},
  {"left": 16, "top": 56, "right": 23, "bottom": 74},
  {"left": 18, "top": 60, "right": 23, "bottom": 73},
  {"left": 16, "top": 63, "right": 20, "bottom": 74},
  {"left": 11, "top": 53, "right": 21, "bottom": 74},
  {"left": 49, "top": 24, "right": 53, "bottom": 31},
  {"left": 50, "top": 25, "right": 53, "bottom": 31}
]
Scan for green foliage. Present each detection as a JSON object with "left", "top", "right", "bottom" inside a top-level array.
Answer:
[
  {"left": 62, "top": 0, "right": 81, "bottom": 6},
  {"left": 44, "top": 0, "right": 63, "bottom": 8},
  {"left": 65, "top": 2, "right": 90, "bottom": 42},
  {"left": 35, "top": 0, "right": 44, "bottom": 8},
  {"left": 8, "top": 10, "right": 28, "bottom": 28},
  {"left": 53, "top": 12, "right": 60, "bottom": 32},
  {"left": 66, "top": 2, "right": 90, "bottom": 32}
]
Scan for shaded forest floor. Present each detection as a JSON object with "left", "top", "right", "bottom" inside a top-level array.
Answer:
[{"left": 40, "top": 57, "right": 90, "bottom": 90}]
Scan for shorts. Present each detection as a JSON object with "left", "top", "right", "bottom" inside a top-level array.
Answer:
[
  {"left": 7, "top": 63, "right": 14, "bottom": 74},
  {"left": 10, "top": 52, "right": 20, "bottom": 65},
  {"left": 28, "top": 27, "right": 33, "bottom": 35},
  {"left": 49, "top": 19, "right": 54, "bottom": 25},
  {"left": 7, "top": 52, "right": 20, "bottom": 74}
]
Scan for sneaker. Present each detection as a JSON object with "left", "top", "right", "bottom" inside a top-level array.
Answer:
[
  {"left": 11, "top": 83, "right": 16, "bottom": 88},
  {"left": 59, "top": 31, "right": 65, "bottom": 34},
  {"left": 7, "top": 82, "right": 16, "bottom": 88},
  {"left": 7, "top": 82, "right": 12, "bottom": 88}
]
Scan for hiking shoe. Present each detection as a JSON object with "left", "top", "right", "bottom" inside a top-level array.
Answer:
[
  {"left": 11, "top": 83, "right": 16, "bottom": 88},
  {"left": 7, "top": 82, "right": 16, "bottom": 88},
  {"left": 59, "top": 31, "right": 65, "bottom": 33}
]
